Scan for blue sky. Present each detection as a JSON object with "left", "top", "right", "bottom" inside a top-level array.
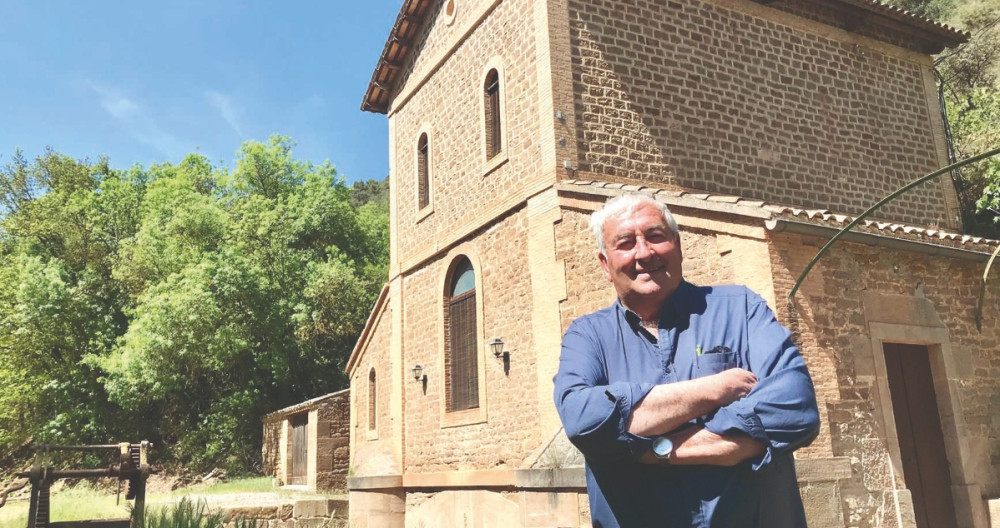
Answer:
[{"left": 1, "top": 1, "right": 402, "bottom": 184}]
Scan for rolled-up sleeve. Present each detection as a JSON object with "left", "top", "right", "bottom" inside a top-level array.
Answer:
[
  {"left": 554, "top": 319, "right": 655, "bottom": 462},
  {"left": 703, "top": 293, "right": 819, "bottom": 470}
]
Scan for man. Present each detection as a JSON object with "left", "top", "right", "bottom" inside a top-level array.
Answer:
[{"left": 553, "top": 192, "right": 819, "bottom": 527}]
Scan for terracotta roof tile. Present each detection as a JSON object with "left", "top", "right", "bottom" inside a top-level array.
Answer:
[{"left": 558, "top": 179, "right": 1000, "bottom": 252}]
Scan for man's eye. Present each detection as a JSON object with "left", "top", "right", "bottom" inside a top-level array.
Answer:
[{"left": 615, "top": 239, "right": 636, "bottom": 250}]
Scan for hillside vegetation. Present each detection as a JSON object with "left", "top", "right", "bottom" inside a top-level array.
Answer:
[{"left": 890, "top": 0, "right": 1000, "bottom": 234}]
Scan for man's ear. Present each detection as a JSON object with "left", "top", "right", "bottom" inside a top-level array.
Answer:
[{"left": 598, "top": 252, "right": 613, "bottom": 283}]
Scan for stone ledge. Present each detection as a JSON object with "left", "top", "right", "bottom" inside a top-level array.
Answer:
[
  {"left": 514, "top": 467, "right": 586, "bottom": 489},
  {"left": 403, "top": 469, "right": 515, "bottom": 489},
  {"left": 795, "top": 457, "right": 853, "bottom": 482},
  {"left": 293, "top": 499, "right": 344, "bottom": 518},
  {"left": 349, "top": 468, "right": 587, "bottom": 491},
  {"left": 347, "top": 474, "right": 403, "bottom": 490}
]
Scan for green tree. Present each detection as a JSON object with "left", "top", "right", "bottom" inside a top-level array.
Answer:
[
  {"left": 937, "top": 4, "right": 1000, "bottom": 234},
  {"left": 0, "top": 150, "right": 132, "bottom": 465},
  {"left": 0, "top": 136, "right": 388, "bottom": 472},
  {"left": 351, "top": 177, "right": 389, "bottom": 209},
  {"left": 883, "top": 0, "right": 1000, "bottom": 234}
]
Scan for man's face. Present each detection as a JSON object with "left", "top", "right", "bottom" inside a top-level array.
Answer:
[{"left": 598, "top": 203, "right": 683, "bottom": 310}]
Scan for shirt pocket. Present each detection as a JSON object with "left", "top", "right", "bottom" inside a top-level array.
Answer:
[{"left": 694, "top": 346, "right": 738, "bottom": 375}]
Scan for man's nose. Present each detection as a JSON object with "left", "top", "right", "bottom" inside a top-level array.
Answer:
[{"left": 634, "top": 236, "right": 654, "bottom": 258}]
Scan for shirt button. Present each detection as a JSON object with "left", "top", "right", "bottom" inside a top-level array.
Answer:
[{"left": 664, "top": 367, "right": 672, "bottom": 374}]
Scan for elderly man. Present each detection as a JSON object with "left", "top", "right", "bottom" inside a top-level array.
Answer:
[{"left": 554, "top": 193, "right": 819, "bottom": 527}]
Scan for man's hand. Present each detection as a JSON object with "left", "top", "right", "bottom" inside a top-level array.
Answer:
[
  {"left": 669, "top": 427, "right": 766, "bottom": 466},
  {"left": 627, "top": 368, "right": 757, "bottom": 437},
  {"left": 639, "top": 427, "right": 766, "bottom": 467},
  {"left": 711, "top": 368, "right": 757, "bottom": 406}
]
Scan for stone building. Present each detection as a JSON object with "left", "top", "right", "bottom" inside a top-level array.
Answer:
[
  {"left": 345, "top": 0, "right": 1000, "bottom": 526},
  {"left": 262, "top": 389, "right": 350, "bottom": 491}
]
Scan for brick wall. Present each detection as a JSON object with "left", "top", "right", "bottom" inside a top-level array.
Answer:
[
  {"left": 401, "top": 210, "right": 541, "bottom": 471},
  {"left": 389, "top": 0, "right": 547, "bottom": 266},
  {"left": 771, "top": 231, "right": 1000, "bottom": 526},
  {"left": 772, "top": 0, "right": 930, "bottom": 52},
  {"left": 567, "top": 0, "right": 954, "bottom": 228},
  {"left": 349, "top": 299, "right": 398, "bottom": 478},
  {"left": 555, "top": 209, "right": 615, "bottom": 333}
]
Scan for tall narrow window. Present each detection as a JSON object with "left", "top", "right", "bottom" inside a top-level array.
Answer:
[
  {"left": 417, "top": 133, "right": 430, "bottom": 209},
  {"left": 368, "top": 368, "right": 377, "bottom": 430},
  {"left": 445, "top": 257, "right": 478, "bottom": 412},
  {"left": 484, "top": 69, "right": 502, "bottom": 160}
]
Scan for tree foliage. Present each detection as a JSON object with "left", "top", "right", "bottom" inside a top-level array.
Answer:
[
  {"left": 883, "top": 0, "right": 1000, "bottom": 233},
  {"left": 0, "top": 136, "right": 388, "bottom": 472},
  {"left": 882, "top": 0, "right": 1000, "bottom": 233},
  {"left": 933, "top": 2, "right": 1000, "bottom": 234}
]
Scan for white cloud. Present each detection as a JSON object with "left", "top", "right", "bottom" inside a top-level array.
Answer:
[
  {"left": 90, "top": 83, "right": 185, "bottom": 158},
  {"left": 205, "top": 90, "right": 244, "bottom": 138}
]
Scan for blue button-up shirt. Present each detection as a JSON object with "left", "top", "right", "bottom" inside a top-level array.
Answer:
[{"left": 554, "top": 281, "right": 819, "bottom": 527}]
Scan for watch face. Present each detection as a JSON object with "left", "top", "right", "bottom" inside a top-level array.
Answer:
[{"left": 652, "top": 437, "right": 673, "bottom": 457}]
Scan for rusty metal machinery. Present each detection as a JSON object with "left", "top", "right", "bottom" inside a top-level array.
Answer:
[{"left": 6, "top": 441, "right": 154, "bottom": 528}]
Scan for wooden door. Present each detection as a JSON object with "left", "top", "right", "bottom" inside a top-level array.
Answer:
[
  {"left": 883, "top": 343, "right": 957, "bottom": 528},
  {"left": 290, "top": 414, "right": 308, "bottom": 485}
]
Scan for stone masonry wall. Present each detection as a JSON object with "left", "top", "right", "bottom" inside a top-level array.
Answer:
[
  {"left": 262, "top": 416, "right": 281, "bottom": 478},
  {"left": 261, "top": 390, "right": 350, "bottom": 491},
  {"left": 567, "top": 0, "right": 953, "bottom": 228},
  {"left": 770, "top": 231, "right": 1000, "bottom": 527},
  {"left": 220, "top": 498, "right": 348, "bottom": 528},
  {"left": 316, "top": 391, "right": 351, "bottom": 491},
  {"left": 401, "top": 209, "right": 540, "bottom": 472},
  {"left": 390, "top": 0, "right": 545, "bottom": 265},
  {"left": 349, "top": 300, "right": 398, "bottom": 478}
]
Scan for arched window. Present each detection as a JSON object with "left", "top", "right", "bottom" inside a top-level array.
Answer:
[
  {"left": 484, "top": 69, "right": 502, "bottom": 160},
  {"left": 446, "top": 257, "right": 478, "bottom": 412},
  {"left": 368, "top": 368, "right": 377, "bottom": 430},
  {"left": 417, "top": 132, "right": 430, "bottom": 210}
]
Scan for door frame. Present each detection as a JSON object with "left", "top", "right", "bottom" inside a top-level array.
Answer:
[{"left": 868, "top": 321, "right": 982, "bottom": 528}]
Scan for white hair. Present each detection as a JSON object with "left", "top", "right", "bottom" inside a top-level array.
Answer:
[{"left": 589, "top": 192, "right": 679, "bottom": 255}]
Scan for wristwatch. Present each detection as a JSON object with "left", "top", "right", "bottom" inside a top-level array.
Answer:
[{"left": 652, "top": 436, "right": 674, "bottom": 463}]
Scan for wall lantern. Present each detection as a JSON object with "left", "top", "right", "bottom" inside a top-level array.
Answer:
[
  {"left": 490, "top": 338, "right": 510, "bottom": 375},
  {"left": 490, "top": 338, "right": 505, "bottom": 359},
  {"left": 412, "top": 364, "right": 426, "bottom": 383}
]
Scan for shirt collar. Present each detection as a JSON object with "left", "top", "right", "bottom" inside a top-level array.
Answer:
[{"left": 617, "top": 280, "right": 692, "bottom": 332}]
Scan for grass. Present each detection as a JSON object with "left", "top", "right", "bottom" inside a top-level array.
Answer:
[
  {"left": 163, "top": 476, "right": 276, "bottom": 497},
  {"left": 0, "top": 483, "right": 129, "bottom": 528},
  {"left": 0, "top": 477, "right": 280, "bottom": 528}
]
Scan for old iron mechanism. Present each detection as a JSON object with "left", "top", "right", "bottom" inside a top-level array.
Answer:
[{"left": 0, "top": 441, "right": 155, "bottom": 528}]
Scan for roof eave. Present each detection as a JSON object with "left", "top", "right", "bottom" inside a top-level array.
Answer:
[{"left": 361, "top": 0, "right": 433, "bottom": 114}]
